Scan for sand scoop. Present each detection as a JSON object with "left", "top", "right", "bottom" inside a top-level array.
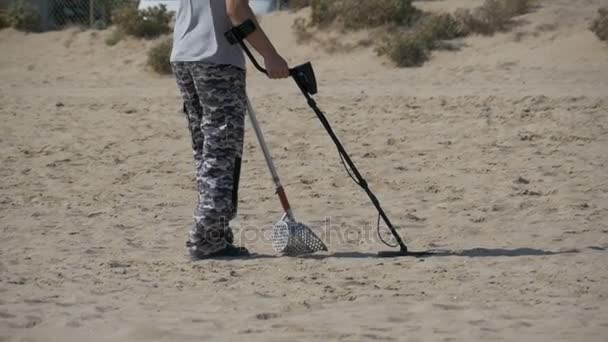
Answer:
[{"left": 246, "top": 98, "right": 328, "bottom": 256}]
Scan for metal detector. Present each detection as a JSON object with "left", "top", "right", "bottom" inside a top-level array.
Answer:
[{"left": 226, "top": 19, "right": 428, "bottom": 258}]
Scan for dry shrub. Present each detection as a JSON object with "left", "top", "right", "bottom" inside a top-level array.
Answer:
[
  {"left": 341, "top": 0, "right": 418, "bottom": 28},
  {"left": 288, "top": 0, "right": 312, "bottom": 11},
  {"left": 310, "top": 0, "right": 418, "bottom": 29},
  {"left": 590, "top": 7, "right": 608, "bottom": 41},
  {"left": 376, "top": 33, "right": 428, "bottom": 67},
  {"left": 6, "top": 0, "right": 41, "bottom": 32},
  {"left": 418, "top": 13, "right": 464, "bottom": 43},
  {"left": 147, "top": 37, "right": 173, "bottom": 74},
  {"left": 376, "top": 12, "right": 463, "bottom": 67},
  {"left": 308, "top": 0, "right": 536, "bottom": 68},
  {"left": 474, "top": 0, "right": 512, "bottom": 33},
  {"left": 112, "top": 4, "right": 173, "bottom": 39},
  {"left": 292, "top": 17, "right": 314, "bottom": 43},
  {"left": 95, "top": 0, "right": 134, "bottom": 26},
  {"left": 310, "top": 0, "right": 338, "bottom": 26},
  {"left": 105, "top": 27, "right": 126, "bottom": 46},
  {"left": 503, "top": 0, "right": 534, "bottom": 16},
  {"left": 454, "top": 0, "right": 533, "bottom": 35}
]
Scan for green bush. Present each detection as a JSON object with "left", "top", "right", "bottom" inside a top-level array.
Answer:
[
  {"left": 112, "top": 4, "right": 173, "bottom": 38},
  {"left": 377, "top": 33, "right": 429, "bottom": 67},
  {"left": 590, "top": 7, "right": 608, "bottom": 41},
  {"left": 6, "top": 0, "right": 41, "bottom": 32},
  {"left": 147, "top": 37, "right": 173, "bottom": 74},
  {"left": 310, "top": 0, "right": 418, "bottom": 29}
]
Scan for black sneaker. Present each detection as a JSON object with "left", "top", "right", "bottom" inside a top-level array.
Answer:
[{"left": 189, "top": 244, "right": 250, "bottom": 260}]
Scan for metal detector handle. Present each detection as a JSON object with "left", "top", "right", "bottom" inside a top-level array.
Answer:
[
  {"left": 225, "top": 20, "right": 318, "bottom": 95},
  {"left": 233, "top": 37, "right": 310, "bottom": 80}
]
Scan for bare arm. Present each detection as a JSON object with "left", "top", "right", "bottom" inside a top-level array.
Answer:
[{"left": 226, "top": 0, "right": 289, "bottom": 79}]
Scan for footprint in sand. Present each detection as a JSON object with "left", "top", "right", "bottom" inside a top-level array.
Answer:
[
  {"left": 255, "top": 312, "right": 279, "bottom": 320},
  {"left": 433, "top": 303, "right": 465, "bottom": 311},
  {"left": 8, "top": 315, "right": 41, "bottom": 329},
  {"left": 0, "top": 311, "right": 16, "bottom": 319}
]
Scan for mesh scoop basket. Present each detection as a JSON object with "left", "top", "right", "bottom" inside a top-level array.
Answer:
[{"left": 272, "top": 220, "right": 328, "bottom": 256}]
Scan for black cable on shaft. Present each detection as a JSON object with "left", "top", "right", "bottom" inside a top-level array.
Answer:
[
  {"left": 338, "top": 149, "right": 360, "bottom": 186},
  {"left": 317, "top": 104, "right": 400, "bottom": 249},
  {"left": 377, "top": 213, "right": 399, "bottom": 248},
  {"left": 335, "top": 140, "right": 396, "bottom": 247}
]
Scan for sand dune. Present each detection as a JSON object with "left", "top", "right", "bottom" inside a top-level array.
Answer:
[{"left": 1, "top": 0, "right": 607, "bottom": 341}]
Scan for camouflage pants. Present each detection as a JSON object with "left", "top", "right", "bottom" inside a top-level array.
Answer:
[{"left": 172, "top": 62, "right": 246, "bottom": 255}]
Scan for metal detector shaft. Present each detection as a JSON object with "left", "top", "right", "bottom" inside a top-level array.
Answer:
[
  {"left": 246, "top": 97, "right": 296, "bottom": 223},
  {"left": 292, "top": 85, "right": 409, "bottom": 254}
]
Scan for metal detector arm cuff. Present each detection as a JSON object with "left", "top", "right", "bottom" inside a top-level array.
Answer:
[
  {"left": 225, "top": 19, "right": 257, "bottom": 45},
  {"left": 225, "top": 19, "right": 268, "bottom": 74}
]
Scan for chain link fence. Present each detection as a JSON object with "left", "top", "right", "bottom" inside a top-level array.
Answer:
[
  {"left": 1, "top": 0, "right": 299, "bottom": 31},
  {"left": 1, "top": 0, "right": 138, "bottom": 30}
]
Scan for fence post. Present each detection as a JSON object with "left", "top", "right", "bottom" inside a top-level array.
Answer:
[{"left": 89, "top": 0, "right": 94, "bottom": 27}]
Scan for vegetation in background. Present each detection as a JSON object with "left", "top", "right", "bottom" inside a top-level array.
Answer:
[
  {"left": 105, "top": 27, "right": 126, "bottom": 46},
  {"left": 5, "top": 0, "right": 41, "bottom": 32},
  {"left": 0, "top": 11, "right": 8, "bottom": 30},
  {"left": 589, "top": 7, "right": 608, "bottom": 41},
  {"left": 294, "top": 0, "right": 535, "bottom": 67},
  {"left": 112, "top": 4, "right": 173, "bottom": 39},
  {"left": 105, "top": 4, "right": 173, "bottom": 46},
  {"left": 147, "top": 37, "right": 173, "bottom": 75},
  {"left": 453, "top": 0, "right": 534, "bottom": 35},
  {"left": 96, "top": 0, "right": 133, "bottom": 25},
  {"left": 376, "top": 13, "right": 466, "bottom": 67},
  {"left": 417, "top": 13, "right": 466, "bottom": 43},
  {"left": 309, "top": 0, "right": 418, "bottom": 28},
  {"left": 503, "top": 0, "right": 535, "bottom": 17},
  {"left": 287, "top": 0, "right": 313, "bottom": 11},
  {"left": 46, "top": 0, "right": 133, "bottom": 29},
  {"left": 376, "top": 34, "right": 428, "bottom": 67}
]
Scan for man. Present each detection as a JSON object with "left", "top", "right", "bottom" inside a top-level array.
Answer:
[{"left": 171, "top": 0, "right": 289, "bottom": 259}]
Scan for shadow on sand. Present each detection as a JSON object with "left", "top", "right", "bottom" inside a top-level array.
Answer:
[
  {"left": 194, "top": 247, "right": 584, "bottom": 261},
  {"left": 297, "top": 247, "right": 580, "bottom": 260}
]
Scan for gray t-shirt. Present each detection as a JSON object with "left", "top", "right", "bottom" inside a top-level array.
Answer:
[{"left": 170, "top": 0, "right": 245, "bottom": 69}]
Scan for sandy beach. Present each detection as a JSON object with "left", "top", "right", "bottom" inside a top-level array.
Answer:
[{"left": 1, "top": 0, "right": 607, "bottom": 340}]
